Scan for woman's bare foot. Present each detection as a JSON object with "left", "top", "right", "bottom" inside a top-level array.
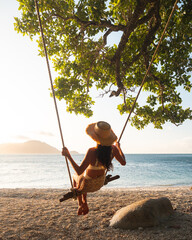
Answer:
[
  {"left": 82, "top": 202, "right": 89, "bottom": 215},
  {"left": 77, "top": 205, "right": 84, "bottom": 215},
  {"left": 77, "top": 203, "right": 89, "bottom": 215}
]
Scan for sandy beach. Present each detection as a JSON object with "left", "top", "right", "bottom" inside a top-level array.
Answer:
[{"left": 0, "top": 187, "right": 191, "bottom": 240}]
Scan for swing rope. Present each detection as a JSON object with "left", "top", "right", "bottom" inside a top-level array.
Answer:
[
  {"left": 118, "top": 0, "right": 179, "bottom": 143},
  {"left": 34, "top": 0, "right": 73, "bottom": 188}
]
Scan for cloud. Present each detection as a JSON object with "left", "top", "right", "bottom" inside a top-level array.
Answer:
[
  {"left": 38, "top": 131, "right": 55, "bottom": 137},
  {"left": 14, "top": 135, "right": 31, "bottom": 141}
]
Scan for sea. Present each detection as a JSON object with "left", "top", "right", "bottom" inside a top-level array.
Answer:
[{"left": 0, "top": 154, "right": 191, "bottom": 189}]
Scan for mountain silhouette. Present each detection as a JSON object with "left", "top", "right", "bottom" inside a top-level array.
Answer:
[{"left": 0, "top": 140, "right": 78, "bottom": 154}]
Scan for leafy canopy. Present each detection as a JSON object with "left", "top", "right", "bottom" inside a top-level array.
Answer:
[{"left": 14, "top": 0, "right": 192, "bottom": 129}]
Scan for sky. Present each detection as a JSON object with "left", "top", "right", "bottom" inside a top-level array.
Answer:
[{"left": 0, "top": 0, "right": 192, "bottom": 154}]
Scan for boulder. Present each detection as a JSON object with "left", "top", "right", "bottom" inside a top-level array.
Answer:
[{"left": 110, "top": 197, "right": 174, "bottom": 229}]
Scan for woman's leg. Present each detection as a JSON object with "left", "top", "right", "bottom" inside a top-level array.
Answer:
[
  {"left": 82, "top": 193, "right": 89, "bottom": 215},
  {"left": 73, "top": 174, "right": 85, "bottom": 215}
]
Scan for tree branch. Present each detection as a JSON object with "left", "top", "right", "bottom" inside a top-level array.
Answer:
[
  {"left": 85, "top": 28, "right": 113, "bottom": 93},
  {"left": 51, "top": 12, "right": 125, "bottom": 32},
  {"left": 122, "top": 1, "right": 161, "bottom": 84},
  {"left": 110, "top": 0, "right": 149, "bottom": 96}
]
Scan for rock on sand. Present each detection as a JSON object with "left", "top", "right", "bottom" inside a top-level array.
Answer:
[{"left": 110, "top": 197, "right": 174, "bottom": 229}]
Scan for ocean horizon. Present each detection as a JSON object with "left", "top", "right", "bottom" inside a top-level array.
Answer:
[{"left": 0, "top": 154, "right": 191, "bottom": 189}]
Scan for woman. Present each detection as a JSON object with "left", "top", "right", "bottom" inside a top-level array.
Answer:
[{"left": 62, "top": 121, "right": 126, "bottom": 215}]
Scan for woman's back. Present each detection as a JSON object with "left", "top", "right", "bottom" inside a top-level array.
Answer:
[
  {"left": 85, "top": 147, "right": 106, "bottom": 179},
  {"left": 85, "top": 144, "right": 126, "bottom": 179}
]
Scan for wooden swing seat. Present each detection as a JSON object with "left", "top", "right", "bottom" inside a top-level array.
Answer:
[{"left": 59, "top": 174, "right": 120, "bottom": 202}]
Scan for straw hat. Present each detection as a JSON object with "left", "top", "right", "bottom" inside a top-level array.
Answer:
[{"left": 86, "top": 121, "right": 117, "bottom": 146}]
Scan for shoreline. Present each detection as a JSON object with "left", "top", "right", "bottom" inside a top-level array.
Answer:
[
  {"left": 0, "top": 187, "right": 191, "bottom": 240},
  {"left": 0, "top": 184, "right": 191, "bottom": 190}
]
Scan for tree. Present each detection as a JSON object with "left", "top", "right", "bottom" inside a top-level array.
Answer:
[{"left": 14, "top": 0, "right": 192, "bottom": 129}]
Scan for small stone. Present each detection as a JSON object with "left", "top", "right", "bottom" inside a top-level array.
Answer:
[{"left": 168, "top": 225, "right": 181, "bottom": 229}]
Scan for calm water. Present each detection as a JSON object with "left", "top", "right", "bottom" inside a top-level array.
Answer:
[{"left": 0, "top": 154, "right": 191, "bottom": 188}]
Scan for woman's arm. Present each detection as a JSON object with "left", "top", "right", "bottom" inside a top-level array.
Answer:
[
  {"left": 112, "top": 142, "right": 126, "bottom": 166},
  {"left": 62, "top": 147, "right": 92, "bottom": 175}
]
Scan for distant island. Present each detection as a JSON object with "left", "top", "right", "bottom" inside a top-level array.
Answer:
[{"left": 0, "top": 140, "right": 79, "bottom": 155}]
